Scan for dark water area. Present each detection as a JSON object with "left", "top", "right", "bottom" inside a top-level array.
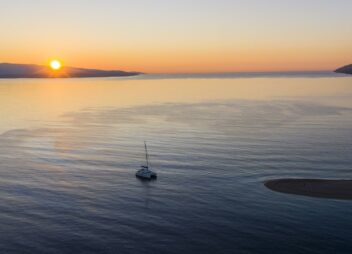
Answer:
[{"left": 0, "top": 74, "right": 352, "bottom": 253}]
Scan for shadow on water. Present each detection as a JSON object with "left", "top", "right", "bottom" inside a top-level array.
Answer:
[{"left": 136, "top": 176, "right": 158, "bottom": 208}]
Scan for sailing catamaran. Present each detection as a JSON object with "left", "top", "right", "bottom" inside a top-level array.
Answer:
[{"left": 136, "top": 142, "right": 157, "bottom": 180}]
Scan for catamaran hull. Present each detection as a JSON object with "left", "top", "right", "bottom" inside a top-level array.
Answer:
[{"left": 135, "top": 173, "right": 157, "bottom": 180}]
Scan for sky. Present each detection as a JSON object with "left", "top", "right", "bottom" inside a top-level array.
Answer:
[{"left": 0, "top": 0, "right": 351, "bottom": 73}]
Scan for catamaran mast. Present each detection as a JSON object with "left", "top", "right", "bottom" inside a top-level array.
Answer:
[{"left": 144, "top": 141, "right": 149, "bottom": 168}]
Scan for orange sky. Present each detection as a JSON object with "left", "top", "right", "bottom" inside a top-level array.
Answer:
[{"left": 1, "top": 1, "right": 351, "bottom": 73}]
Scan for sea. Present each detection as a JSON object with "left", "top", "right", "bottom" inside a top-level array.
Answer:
[{"left": 0, "top": 72, "right": 352, "bottom": 254}]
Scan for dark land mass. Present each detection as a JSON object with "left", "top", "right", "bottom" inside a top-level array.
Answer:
[
  {"left": 0, "top": 63, "right": 141, "bottom": 78},
  {"left": 265, "top": 179, "right": 352, "bottom": 200},
  {"left": 335, "top": 64, "right": 352, "bottom": 75}
]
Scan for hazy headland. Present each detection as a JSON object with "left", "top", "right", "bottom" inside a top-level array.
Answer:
[
  {"left": 335, "top": 64, "right": 352, "bottom": 75},
  {"left": 0, "top": 63, "right": 141, "bottom": 78}
]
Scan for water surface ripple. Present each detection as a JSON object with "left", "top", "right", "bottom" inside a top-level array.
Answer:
[{"left": 0, "top": 75, "right": 352, "bottom": 253}]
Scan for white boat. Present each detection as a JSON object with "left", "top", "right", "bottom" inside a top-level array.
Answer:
[{"left": 136, "top": 142, "right": 157, "bottom": 180}]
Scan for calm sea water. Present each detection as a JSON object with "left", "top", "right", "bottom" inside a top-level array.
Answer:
[{"left": 0, "top": 72, "right": 352, "bottom": 254}]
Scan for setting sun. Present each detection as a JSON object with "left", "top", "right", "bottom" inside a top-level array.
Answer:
[{"left": 50, "top": 60, "right": 62, "bottom": 70}]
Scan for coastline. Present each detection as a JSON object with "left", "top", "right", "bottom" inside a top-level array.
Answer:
[{"left": 265, "top": 179, "right": 352, "bottom": 200}]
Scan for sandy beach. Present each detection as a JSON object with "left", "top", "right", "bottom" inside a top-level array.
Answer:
[{"left": 265, "top": 179, "right": 352, "bottom": 200}]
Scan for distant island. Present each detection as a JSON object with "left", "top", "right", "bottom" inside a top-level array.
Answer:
[
  {"left": 335, "top": 64, "right": 352, "bottom": 75},
  {"left": 0, "top": 63, "right": 141, "bottom": 78}
]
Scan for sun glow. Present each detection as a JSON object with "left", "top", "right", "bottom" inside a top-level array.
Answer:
[{"left": 50, "top": 60, "right": 62, "bottom": 70}]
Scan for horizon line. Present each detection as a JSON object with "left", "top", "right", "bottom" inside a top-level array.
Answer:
[{"left": 0, "top": 62, "right": 343, "bottom": 75}]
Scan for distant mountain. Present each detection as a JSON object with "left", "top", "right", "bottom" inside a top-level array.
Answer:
[
  {"left": 335, "top": 64, "right": 352, "bottom": 75},
  {"left": 0, "top": 63, "right": 141, "bottom": 78}
]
